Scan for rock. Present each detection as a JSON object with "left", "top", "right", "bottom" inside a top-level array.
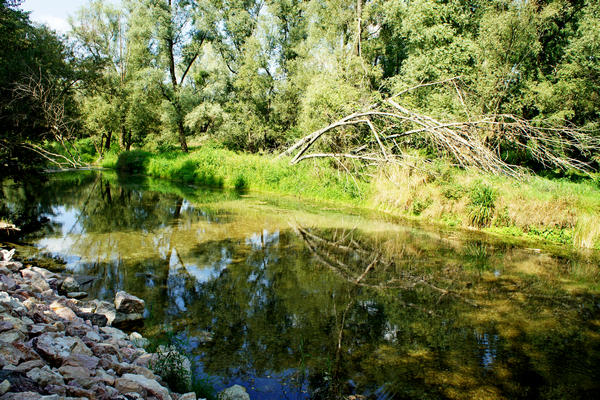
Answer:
[
  {"left": 95, "top": 301, "right": 117, "bottom": 326},
  {"left": 30, "top": 276, "right": 51, "bottom": 294},
  {"left": 117, "top": 373, "right": 172, "bottom": 400},
  {"left": 34, "top": 332, "right": 92, "bottom": 366},
  {"left": 100, "top": 326, "right": 128, "bottom": 341},
  {"left": 44, "top": 384, "right": 66, "bottom": 396},
  {"left": 0, "top": 370, "right": 41, "bottom": 393},
  {"left": 60, "top": 277, "right": 80, "bottom": 293},
  {"left": 29, "top": 324, "right": 53, "bottom": 336},
  {"left": 26, "top": 366, "right": 65, "bottom": 387},
  {"left": 112, "top": 312, "right": 144, "bottom": 329},
  {"left": 131, "top": 365, "right": 157, "bottom": 380},
  {"left": 77, "top": 312, "right": 107, "bottom": 327},
  {"left": 129, "top": 332, "right": 150, "bottom": 348},
  {"left": 0, "top": 275, "right": 16, "bottom": 291},
  {"left": 114, "top": 291, "right": 145, "bottom": 314},
  {"left": 0, "top": 329, "right": 25, "bottom": 343},
  {"left": 179, "top": 393, "right": 197, "bottom": 400},
  {"left": 49, "top": 301, "right": 79, "bottom": 322},
  {"left": 90, "top": 382, "right": 119, "bottom": 399},
  {"left": 0, "top": 341, "right": 29, "bottom": 365},
  {"left": 0, "top": 292, "right": 26, "bottom": 314},
  {"left": 94, "top": 368, "right": 115, "bottom": 386},
  {"left": 91, "top": 343, "right": 120, "bottom": 360},
  {"left": 0, "top": 322, "right": 14, "bottom": 333},
  {"left": 58, "top": 365, "right": 91, "bottom": 387},
  {"left": 0, "top": 380, "right": 9, "bottom": 396},
  {"left": 30, "top": 267, "right": 56, "bottom": 280},
  {"left": 133, "top": 353, "right": 153, "bottom": 368},
  {"left": 84, "top": 330, "right": 102, "bottom": 343},
  {"left": 0, "top": 392, "right": 58, "bottom": 400},
  {"left": 61, "top": 353, "right": 100, "bottom": 370},
  {"left": 66, "top": 292, "right": 88, "bottom": 300},
  {"left": 0, "top": 249, "right": 15, "bottom": 262},
  {"left": 218, "top": 385, "right": 250, "bottom": 400},
  {"left": 2, "top": 261, "right": 23, "bottom": 272},
  {"left": 9, "top": 359, "right": 45, "bottom": 373},
  {"left": 65, "top": 384, "right": 93, "bottom": 398},
  {"left": 115, "top": 375, "right": 147, "bottom": 397}
]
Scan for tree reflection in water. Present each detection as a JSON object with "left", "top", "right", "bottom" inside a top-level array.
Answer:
[{"left": 4, "top": 171, "right": 600, "bottom": 399}]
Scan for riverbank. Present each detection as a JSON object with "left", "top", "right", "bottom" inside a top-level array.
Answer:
[
  {"left": 98, "top": 146, "right": 600, "bottom": 250},
  {"left": 0, "top": 246, "right": 235, "bottom": 400}
]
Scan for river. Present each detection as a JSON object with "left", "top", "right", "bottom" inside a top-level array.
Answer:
[{"left": 2, "top": 170, "right": 599, "bottom": 399}]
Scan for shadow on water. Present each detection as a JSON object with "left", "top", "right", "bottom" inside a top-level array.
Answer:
[{"left": 2, "top": 170, "right": 600, "bottom": 399}]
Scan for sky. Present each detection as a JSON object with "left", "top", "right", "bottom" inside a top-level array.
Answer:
[{"left": 21, "top": 0, "right": 92, "bottom": 33}]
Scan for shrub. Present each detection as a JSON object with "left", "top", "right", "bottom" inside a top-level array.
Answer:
[
  {"left": 234, "top": 174, "right": 248, "bottom": 191},
  {"left": 149, "top": 346, "right": 192, "bottom": 394},
  {"left": 115, "top": 150, "right": 151, "bottom": 173},
  {"left": 468, "top": 183, "right": 496, "bottom": 227},
  {"left": 442, "top": 185, "right": 464, "bottom": 200},
  {"left": 411, "top": 197, "right": 432, "bottom": 215}
]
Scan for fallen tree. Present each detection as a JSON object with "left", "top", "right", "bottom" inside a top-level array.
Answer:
[{"left": 279, "top": 78, "right": 599, "bottom": 177}]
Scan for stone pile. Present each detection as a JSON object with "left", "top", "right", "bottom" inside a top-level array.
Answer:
[{"left": 0, "top": 247, "right": 199, "bottom": 400}]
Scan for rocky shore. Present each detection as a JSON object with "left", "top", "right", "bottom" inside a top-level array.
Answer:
[{"left": 0, "top": 247, "right": 213, "bottom": 400}]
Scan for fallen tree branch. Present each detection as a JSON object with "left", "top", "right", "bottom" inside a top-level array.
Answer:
[{"left": 279, "top": 80, "right": 599, "bottom": 177}]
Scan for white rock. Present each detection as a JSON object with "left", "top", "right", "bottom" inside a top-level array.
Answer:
[
  {"left": 0, "top": 379, "right": 10, "bottom": 395},
  {"left": 0, "top": 249, "right": 15, "bottom": 262},
  {"left": 218, "top": 384, "right": 250, "bottom": 400},
  {"left": 114, "top": 291, "right": 145, "bottom": 314},
  {"left": 61, "top": 276, "right": 81, "bottom": 292},
  {"left": 118, "top": 373, "right": 172, "bottom": 400}
]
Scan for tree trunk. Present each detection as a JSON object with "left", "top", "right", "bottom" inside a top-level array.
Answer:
[
  {"left": 166, "top": 0, "right": 188, "bottom": 153},
  {"left": 354, "top": 0, "right": 363, "bottom": 57},
  {"left": 105, "top": 130, "right": 112, "bottom": 152}
]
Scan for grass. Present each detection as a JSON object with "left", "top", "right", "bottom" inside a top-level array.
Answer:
[
  {"left": 96, "top": 145, "right": 600, "bottom": 250},
  {"left": 371, "top": 156, "right": 600, "bottom": 249},
  {"left": 100, "top": 143, "right": 369, "bottom": 204}
]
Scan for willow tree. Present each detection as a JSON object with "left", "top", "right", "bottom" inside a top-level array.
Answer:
[
  {"left": 71, "top": 0, "right": 161, "bottom": 153},
  {"left": 147, "top": 0, "right": 208, "bottom": 152}
]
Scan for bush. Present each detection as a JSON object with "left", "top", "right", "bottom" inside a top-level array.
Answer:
[
  {"left": 411, "top": 197, "right": 432, "bottom": 215},
  {"left": 115, "top": 150, "right": 152, "bottom": 173},
  {"left": 149, "top": 346, "right": 192, "bottom": 394},
  {"left": 442, "top": 185, "right": 464, "bottom": 200},
  {"left": 234, "top": 174, "right": 248, "bottom": 191},
  {"left": 146, "top": 330, "right": 217, "bottom": 400},
  {"left": 468, "top": 182, "right": 496, "bottom": 227}
]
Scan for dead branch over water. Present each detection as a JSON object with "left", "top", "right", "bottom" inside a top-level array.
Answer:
[{"left": 280, "top": 79, "right": 599, "bottom": 177}]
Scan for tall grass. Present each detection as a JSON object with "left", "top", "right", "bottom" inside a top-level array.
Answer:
[
  {"left": 372, "top": 155, "right": 600, "bottom": 248},
  {"left": 104, "top": 144, "right": 369, "bottom": 204}
]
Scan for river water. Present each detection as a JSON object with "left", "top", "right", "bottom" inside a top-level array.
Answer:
[{"left": 2, "top": 171, "right": 600, "bottom": 399}]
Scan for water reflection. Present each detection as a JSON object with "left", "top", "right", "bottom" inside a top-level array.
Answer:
[{"left": 2, "top": 171, "right": 600, "bottom": 399}]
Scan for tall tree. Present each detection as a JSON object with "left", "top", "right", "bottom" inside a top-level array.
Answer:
[
  {"left": 149, "top": 0, "right": 207, "bottom": 152},
  {"left": 0, "top": 0, "right": 78, "bottom": 172}
]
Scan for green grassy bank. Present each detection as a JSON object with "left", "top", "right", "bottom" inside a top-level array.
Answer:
[{"left": 99, "top": 145, "right": 600, "bottom": 250}]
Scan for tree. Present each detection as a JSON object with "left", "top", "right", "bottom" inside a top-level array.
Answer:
[
  {"left": 148, "top": 0, "right": 208, "bottom": 152},
  {"left": 0, "top": 0, "right": 78, "bottom": 172}
]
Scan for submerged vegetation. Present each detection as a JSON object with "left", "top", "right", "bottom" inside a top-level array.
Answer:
[
  {"left": 6, "top": 171, "right": 600, "bottom": 399},
  {"left": 1, "top": 0, "right": 600, "bottom": 242}
]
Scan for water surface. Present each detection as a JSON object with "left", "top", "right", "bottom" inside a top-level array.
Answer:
[{"left": 2, "top": 171, "right": 600, "bottom": 399}]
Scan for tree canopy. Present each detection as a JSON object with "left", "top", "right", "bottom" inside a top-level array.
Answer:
[{"left": 1, "top": 0, "right": 599, "bottom": 172}]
